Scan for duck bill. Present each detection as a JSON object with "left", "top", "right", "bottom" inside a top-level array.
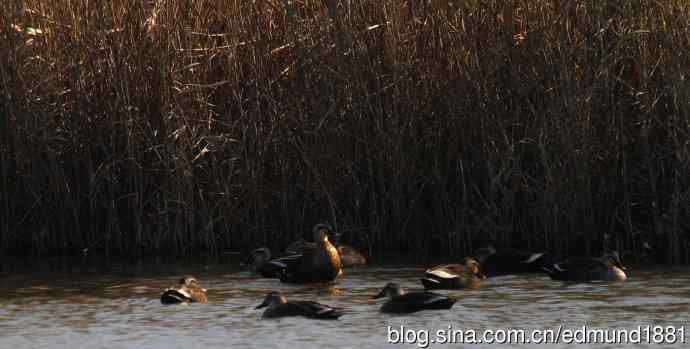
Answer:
[
  {"left": 372, "top": 290, "right": 385, "bottom": 299},
  {"left": 255, "top": 299, "right": 269, "bottom": 309}
]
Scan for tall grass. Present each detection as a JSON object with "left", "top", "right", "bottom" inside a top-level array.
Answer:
[{"left": 1, "top": 0, "right": 688, "bottom": 262}]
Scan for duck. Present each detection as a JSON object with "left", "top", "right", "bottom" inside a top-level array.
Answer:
[
  {"left": 246, "top": 247, "right": 291, "bottom": 278},
  {"left": 373, "top": 282, "right": 458, "bottom": 314},
  {"left": 254, "top": 291, "right": 343, "bottom": 319},
  {"left": 472, "top": 245, "right": 552, "bottom": 276},
  {"left": 420, "top": 257, "right": 483, "bottom": 290},
  {"left": 269, "top": 223, "right": 342, "bottom": 283},
  {"left": 337, "top": 244, "right": 368, "bottom": 267},
  {"left": 160, "top": 275, "right": 208, "bottom": 304},
  {"left": 541, "top": 251, "right": 627, "bottom": 282},
  {"left": 286, "top": 232, "right": 367, "bottom": 268},
  {"left": 247, "top": 247, "right": 272, "bottom": 275}
]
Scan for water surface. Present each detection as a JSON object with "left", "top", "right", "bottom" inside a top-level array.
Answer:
[{"left": 1, "top": 258, "right": 688, "bottom": 348}]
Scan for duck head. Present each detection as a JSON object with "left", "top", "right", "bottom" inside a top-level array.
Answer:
[
  {"left": 180, "top": 275, "right": 207, "bottom": 292},
  {"left": 603, "top": 251, "right": 626, "bottom": 270},
  {"left": 180, "top": 275, "right": 197, "bottom": 286},
  {"left": 248, "top": 247, "right": 272, "bottom": 267},
  {"left": 373, "top": 282, "right": 405, "bottom": 299},
  {"left": 255, "top": 291, "right": 288, "bottom": 309},
  {"left": 312, "top": 223, "right": 340, "bottom": 244},
  {"left": 463, "top": 257, "right": 485, "bottom": 278}
]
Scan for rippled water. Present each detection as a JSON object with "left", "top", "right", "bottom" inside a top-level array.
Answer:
[{"left": 0, "top": 258, "right": 688, "bottom": 348}]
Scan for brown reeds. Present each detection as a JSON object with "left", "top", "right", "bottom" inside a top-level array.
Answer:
[{"left": 0, "top": 0, "right": 688, "bottom": 263}]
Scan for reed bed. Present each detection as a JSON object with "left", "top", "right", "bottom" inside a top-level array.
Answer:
[{"left": 1, "top": 0, "right": 689, "bottom": 262}]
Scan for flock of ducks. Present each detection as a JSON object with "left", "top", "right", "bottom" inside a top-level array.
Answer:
[{"left": 160, "top": 223, "right": 628, "bottom": 319}]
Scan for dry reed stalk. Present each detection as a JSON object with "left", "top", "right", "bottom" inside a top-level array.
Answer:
[{"left": 0, "top": 0, "right": 688, "bottom": 262}]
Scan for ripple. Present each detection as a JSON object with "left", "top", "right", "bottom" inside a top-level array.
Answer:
[{"left": 0, "top": 265, "right": 689, "bottom": 348}]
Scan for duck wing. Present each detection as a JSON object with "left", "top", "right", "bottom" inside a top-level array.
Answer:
[
  {"left": 417, "top": 292, "right": 457, "bottom": 308},
  {"left": 275, "top": 242, "right": 341, "bottom": 283},
  {"left": 553, "top": 257, "right": 609, "bottom": 271},
  {"left": 542, "top": 256, "right": 610, "bottom": 281},
  {"left": 266, "top": 252, "right": 304, "bottom": 269},
  {"left": 492, "top": 249, "right": 535, "bottom": 262},
  {"left": 292, "top": 301, "right": 343, "bottom": 319},
  {"left": 479, "top": 248, "right": 549, "bottom": 276},
  {"left": 384, "top": 292, "right": 457, "bottom": 313},
  {"left": 160, "top": 288, "right": 192, "bottom": 304},
  {"left": 424, "top": 264, "right": 464, "bottom": 279},
  {"left": 271, "top": 248, "right": 317, "bottom": 282},
  {"left": 254, "top": 250, "right": 301, "bottom": 278},
  {"left": 421, "top": 264, "right": 467, "bottom": 289}
]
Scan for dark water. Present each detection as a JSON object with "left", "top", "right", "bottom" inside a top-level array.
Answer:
[{"left": 0, "top": 258, "right": 688, "bottom": 348}]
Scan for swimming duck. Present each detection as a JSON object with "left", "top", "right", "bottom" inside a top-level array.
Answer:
[
  {"left": 337, "top": 244, "right": 368, "bottom": 267},
  {"left": 473, "top": 245, "right": 552, "bottom": 276},
  {"left": 421, "top": 257, "right": 483, "bottom": 290},
  {"left": 247, "top": 247, "right": 271, "bottom": 275},
  {"left": 247, "top": 247, "right": 291, "bottom": 278},
  {"left": 160, "top": 275, "right": 208, "bottom": 304},
  {"left": 541, "top": 251, "right": 627, "bottom": 282},
  {"left": 270, "top": 223, "right": 342, "bottom": 283},
  {"left": 254, "top": 291, "right": 343, "bottom": 319},
  {"left": 373, "top": 283, "right": 458, "bottom": 314},
  {"left": 286, "top": 232, "right": 367, "bottom": 268}
]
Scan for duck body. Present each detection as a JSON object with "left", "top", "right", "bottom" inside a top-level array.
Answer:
[
  {"left": 160, "top": 276, "right": 208, "bottom": 304},
  {"left": 160, "top": 288, "right": 193, "bottom": 304},
  {"left": 421, "top": 257, "right": 482, "bottom": 290},
  {"left": 338, "top": 245, "right": 367, "bottom": 267},
  {"left": 473, "top": 246, "right": 551, "bottom": 276},
  {"left": 542, "top": 251, "right": 627, "bottom": 282},
  {"left": 374, "top": 283, "right": 457, "bottom": 314},
  {"left": 255, "top": 291, "right": 343, "bottom": 319},
  {"left": 287, "top": 239, "right": 367, "bottom": 268},
  {"left": 274, "top": 224, "right": 342, "bottom": 283},
  {"left": 247, "top": 247, "right": 299, "bottom": 278}
]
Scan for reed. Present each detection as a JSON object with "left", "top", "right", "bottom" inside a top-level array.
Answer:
[{"left": 1, "top": 0, "right": 688, "bottom": 263}]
